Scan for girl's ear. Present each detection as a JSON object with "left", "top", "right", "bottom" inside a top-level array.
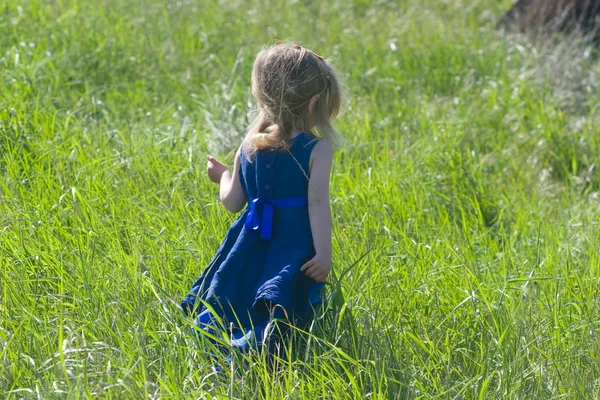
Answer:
[{"left": 308, "top": 94, "right": 320, "bottom": 114}]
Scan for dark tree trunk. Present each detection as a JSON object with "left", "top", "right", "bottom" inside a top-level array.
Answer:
[{"left": 499, "top": 0, "right": 600, "bottom": 42}]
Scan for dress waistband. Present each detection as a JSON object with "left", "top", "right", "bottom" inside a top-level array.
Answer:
[{"left": 244, "top": 197, "right": 307, "bottom": 241}]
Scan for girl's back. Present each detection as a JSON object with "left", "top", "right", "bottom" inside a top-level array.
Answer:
[
  {"left": 241, "top": 133, "right": 315, "bottom": 201},
  {"left": 240, "top": 133, "right": 316, "bottom": 238}
]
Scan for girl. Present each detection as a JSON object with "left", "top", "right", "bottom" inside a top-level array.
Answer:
[{"left": 181, "top": 41, "right": 343, "bottom": 352}]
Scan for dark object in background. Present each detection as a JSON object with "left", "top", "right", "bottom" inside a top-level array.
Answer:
[{"left": 498, "top": 0, "right": 600, "bottom": 42}]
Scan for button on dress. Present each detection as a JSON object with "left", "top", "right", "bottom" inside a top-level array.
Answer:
[{"left": 181, "top": 132, "right": 324, "bottom": 350}]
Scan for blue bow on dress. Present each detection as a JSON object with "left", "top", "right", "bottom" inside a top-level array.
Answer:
[{"left": 245, "top": 197, "right": 307, "bottom": 240}]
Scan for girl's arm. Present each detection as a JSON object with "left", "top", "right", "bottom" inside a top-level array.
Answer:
[
  {"left": 300, "top": 140, "right": 333, "bottom": 283},
  {"left": 207, "top": 149, "right": 246, "bottom": 213}
]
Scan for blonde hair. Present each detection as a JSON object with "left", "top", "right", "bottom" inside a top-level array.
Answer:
[{"left": 243, "top": 42, "right": 344, "bottom": 156}]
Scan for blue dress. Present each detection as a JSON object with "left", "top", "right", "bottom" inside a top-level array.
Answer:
[{"left": 181, "top": 132, "right": 324, "bottom": 350}]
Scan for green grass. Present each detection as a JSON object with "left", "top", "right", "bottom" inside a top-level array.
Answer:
[{"left": 2, "top": 0, "right": 600, "bottom": 398}]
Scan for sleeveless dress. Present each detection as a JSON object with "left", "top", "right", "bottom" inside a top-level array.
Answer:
[{"left": 181, "top": 132, "right": 324, "bottom": 351}]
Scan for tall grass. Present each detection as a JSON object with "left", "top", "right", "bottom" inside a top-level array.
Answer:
[{"left": 2, "top": 0, "right": 600, "bottom": 398}]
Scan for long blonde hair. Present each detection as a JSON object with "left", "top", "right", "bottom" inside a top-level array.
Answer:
[{"left": 244, "top": 42, "right": 344, "bottom": 157}]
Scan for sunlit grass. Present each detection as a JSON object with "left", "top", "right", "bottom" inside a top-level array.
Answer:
[{"left": 2, "top": 0, "right": 600, "bottom": 398}]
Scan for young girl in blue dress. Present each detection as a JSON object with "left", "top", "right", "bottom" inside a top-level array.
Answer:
[{"left": 181, "top": 41, "right": 344, "bottom": 352}]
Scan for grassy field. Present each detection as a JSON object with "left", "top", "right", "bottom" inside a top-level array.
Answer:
[{"left": 2, "top": 0, "right": 600, "bottom": 398}]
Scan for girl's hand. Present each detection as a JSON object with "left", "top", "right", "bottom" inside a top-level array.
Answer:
[
  {"left": 300, "top": 253, "right": 331, "bottom": 283},
  {"left": 207, "top": 155, "right": 229, "bottom": 183}
]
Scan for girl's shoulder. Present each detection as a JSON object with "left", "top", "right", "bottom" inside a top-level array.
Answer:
[
  {"left": 308, "top": 137, "right": 333, "bottom": 171},
  {"left": 311, "top": 138, "right": 332, "bottom": 157}
]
